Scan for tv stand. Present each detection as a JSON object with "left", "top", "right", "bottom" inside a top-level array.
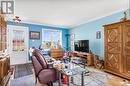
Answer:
[{"left": 75, "top": 52, "right": 94, "bottom": 66}]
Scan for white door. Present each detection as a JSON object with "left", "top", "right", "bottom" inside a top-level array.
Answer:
[{"left": 8, "top": 25, "right": 29, "bottom": 65}]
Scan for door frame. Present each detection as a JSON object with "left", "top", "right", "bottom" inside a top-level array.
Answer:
[{"left": 7, "top": 25, "right": 29, "bottom": 65}]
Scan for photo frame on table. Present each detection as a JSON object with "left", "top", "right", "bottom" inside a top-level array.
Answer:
[
  {"left": 29, "top": 31, "right": 40, "bottom": 40},
  {"left": 96, "top": 31, "right": 101, "bottom": 39}
]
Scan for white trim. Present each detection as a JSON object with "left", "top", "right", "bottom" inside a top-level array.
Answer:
[
  {"left": 7, "top": 8, "right": 129, "bottom": 29},
  {"left": 7, "top": 25, "right": 29, "bottom": 65},
  {"left": 28, "top": 60, "right": 32, "bottom": 63},
  {"left": 11, "top": 21, "right": 69, "bottom": 29},
  {"left": 72, "top": 8, "right": 129, "bottom": 28}
]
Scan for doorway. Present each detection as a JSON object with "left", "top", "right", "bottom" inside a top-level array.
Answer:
[{"left": 8, "top": 25, "right": 29, "bottom": 65}]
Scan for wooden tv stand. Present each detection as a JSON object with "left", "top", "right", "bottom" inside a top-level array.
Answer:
[{"left": 75, "top": 52, "right": 94, "bottom": 66}]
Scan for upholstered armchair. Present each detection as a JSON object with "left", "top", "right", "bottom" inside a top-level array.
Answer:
[{"left": 31, "top": 48, "right": 58, "bottom": 86}]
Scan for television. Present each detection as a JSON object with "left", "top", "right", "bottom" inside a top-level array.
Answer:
[{"left": 74, "top": 40, "right": 89, "bottom": 53}]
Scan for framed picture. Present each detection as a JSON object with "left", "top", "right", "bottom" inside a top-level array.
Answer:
[
  {"left": 29, "top": 31, "right": 40, "bottom": 40},
  {"left": 70, "top": 33, "right": 75, "bottom": 46},
  {"left": 96, "top": 31, "right": 101, "bottom": 39},
  {"left": 70, "top": 33, "right": 75, "bottom": 40}
]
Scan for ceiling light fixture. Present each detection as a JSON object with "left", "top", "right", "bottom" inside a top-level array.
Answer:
[{"left": 13, "top": 16, "right": 21, "bottom": 23}]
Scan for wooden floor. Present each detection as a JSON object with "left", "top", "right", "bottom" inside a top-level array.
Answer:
[
  {"left": 38, "top": 76, "right": 130, "bottom": 86},
  {"left": 11, "top": 64, "right": 130, "bottom": 86},
  {"left": 38, "top": 73, "right": 130, "bottom": 86},
  {"left": 104, "top": 76, "right": 130, "bottom": 86}
]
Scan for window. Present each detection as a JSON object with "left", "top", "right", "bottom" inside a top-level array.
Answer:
[
  {"left": 42, "top": 29, "right": 62, "bottom": 50},
  {"left": 12, "top": 30, "right": 25, "bottom": 51}
]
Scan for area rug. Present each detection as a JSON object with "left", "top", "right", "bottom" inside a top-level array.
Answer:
[
  {"left": 10, "top": 67, "right": 113, "bottom": 86},
  {"left": 73, "top": 67, "right": 112, "bottom": 86},
  {"left": 14, "top": 63, "right": 33, "bottom": 78}
]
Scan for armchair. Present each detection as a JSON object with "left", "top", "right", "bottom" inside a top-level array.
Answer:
[{"left": 31, "top": 48, "right": 57, "bottom": 86}]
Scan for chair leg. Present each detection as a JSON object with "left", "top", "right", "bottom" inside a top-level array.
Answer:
[
  {"left": 47, "top": 82, "right": 53, "bottom": 86},
  {"left": 35, "top": 78, "right": 37, "bottom": 84}
]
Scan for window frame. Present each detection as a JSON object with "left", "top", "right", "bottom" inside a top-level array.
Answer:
[{"left": 42, "top": 29, "right": 62, "bottom": 51}]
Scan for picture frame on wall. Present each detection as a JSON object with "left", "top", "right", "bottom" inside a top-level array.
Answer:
[
  {"left": 96, "top": 31, "right": 101, "bottom": 39},
  {"left": 29, "top": 31, "right": 40, "bottom": 40},
  {"left": 70, "top": 33, "right": 75, "bottom": 46},
  {"left": 70, "top": 33, "right": 75, "bottom": 40}
]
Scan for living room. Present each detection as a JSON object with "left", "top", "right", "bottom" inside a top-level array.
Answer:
[{"left": 0, "top": 0, "right": 130, "bottom": 86}]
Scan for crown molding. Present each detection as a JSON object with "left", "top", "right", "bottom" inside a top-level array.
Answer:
[{"left": 72, "top": 8, "right": 129, "bottom": 28}]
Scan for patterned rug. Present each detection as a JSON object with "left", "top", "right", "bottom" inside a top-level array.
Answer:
[
  {"left": 14, "top": 63, "right": 33, "bottom": 78},
  {"left": 11, "top": 67, "right": 113, "bottom": 86},
  {"left": 72, "top": 67, "right": 112, "bottom": 86}
]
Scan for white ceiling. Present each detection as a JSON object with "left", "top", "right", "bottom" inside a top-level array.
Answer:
[{"left": 6, "top": 0, "right": 129, "bottom": 28}]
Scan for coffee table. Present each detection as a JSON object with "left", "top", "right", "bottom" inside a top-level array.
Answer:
[{"left": 53, "top": 58, "right": 86, "bottom": 86}]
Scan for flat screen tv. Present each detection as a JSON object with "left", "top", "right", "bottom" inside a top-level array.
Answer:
[{"left": 74, "top": 40, "right": 89, "bottom": 53}]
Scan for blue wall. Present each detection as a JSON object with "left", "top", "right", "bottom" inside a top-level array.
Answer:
[
  {"left": 7, "top": 21, "right": 69, "bottom": 60},
  {"left": 71, "top": 9, "right": 130, "bottom": 59}
]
